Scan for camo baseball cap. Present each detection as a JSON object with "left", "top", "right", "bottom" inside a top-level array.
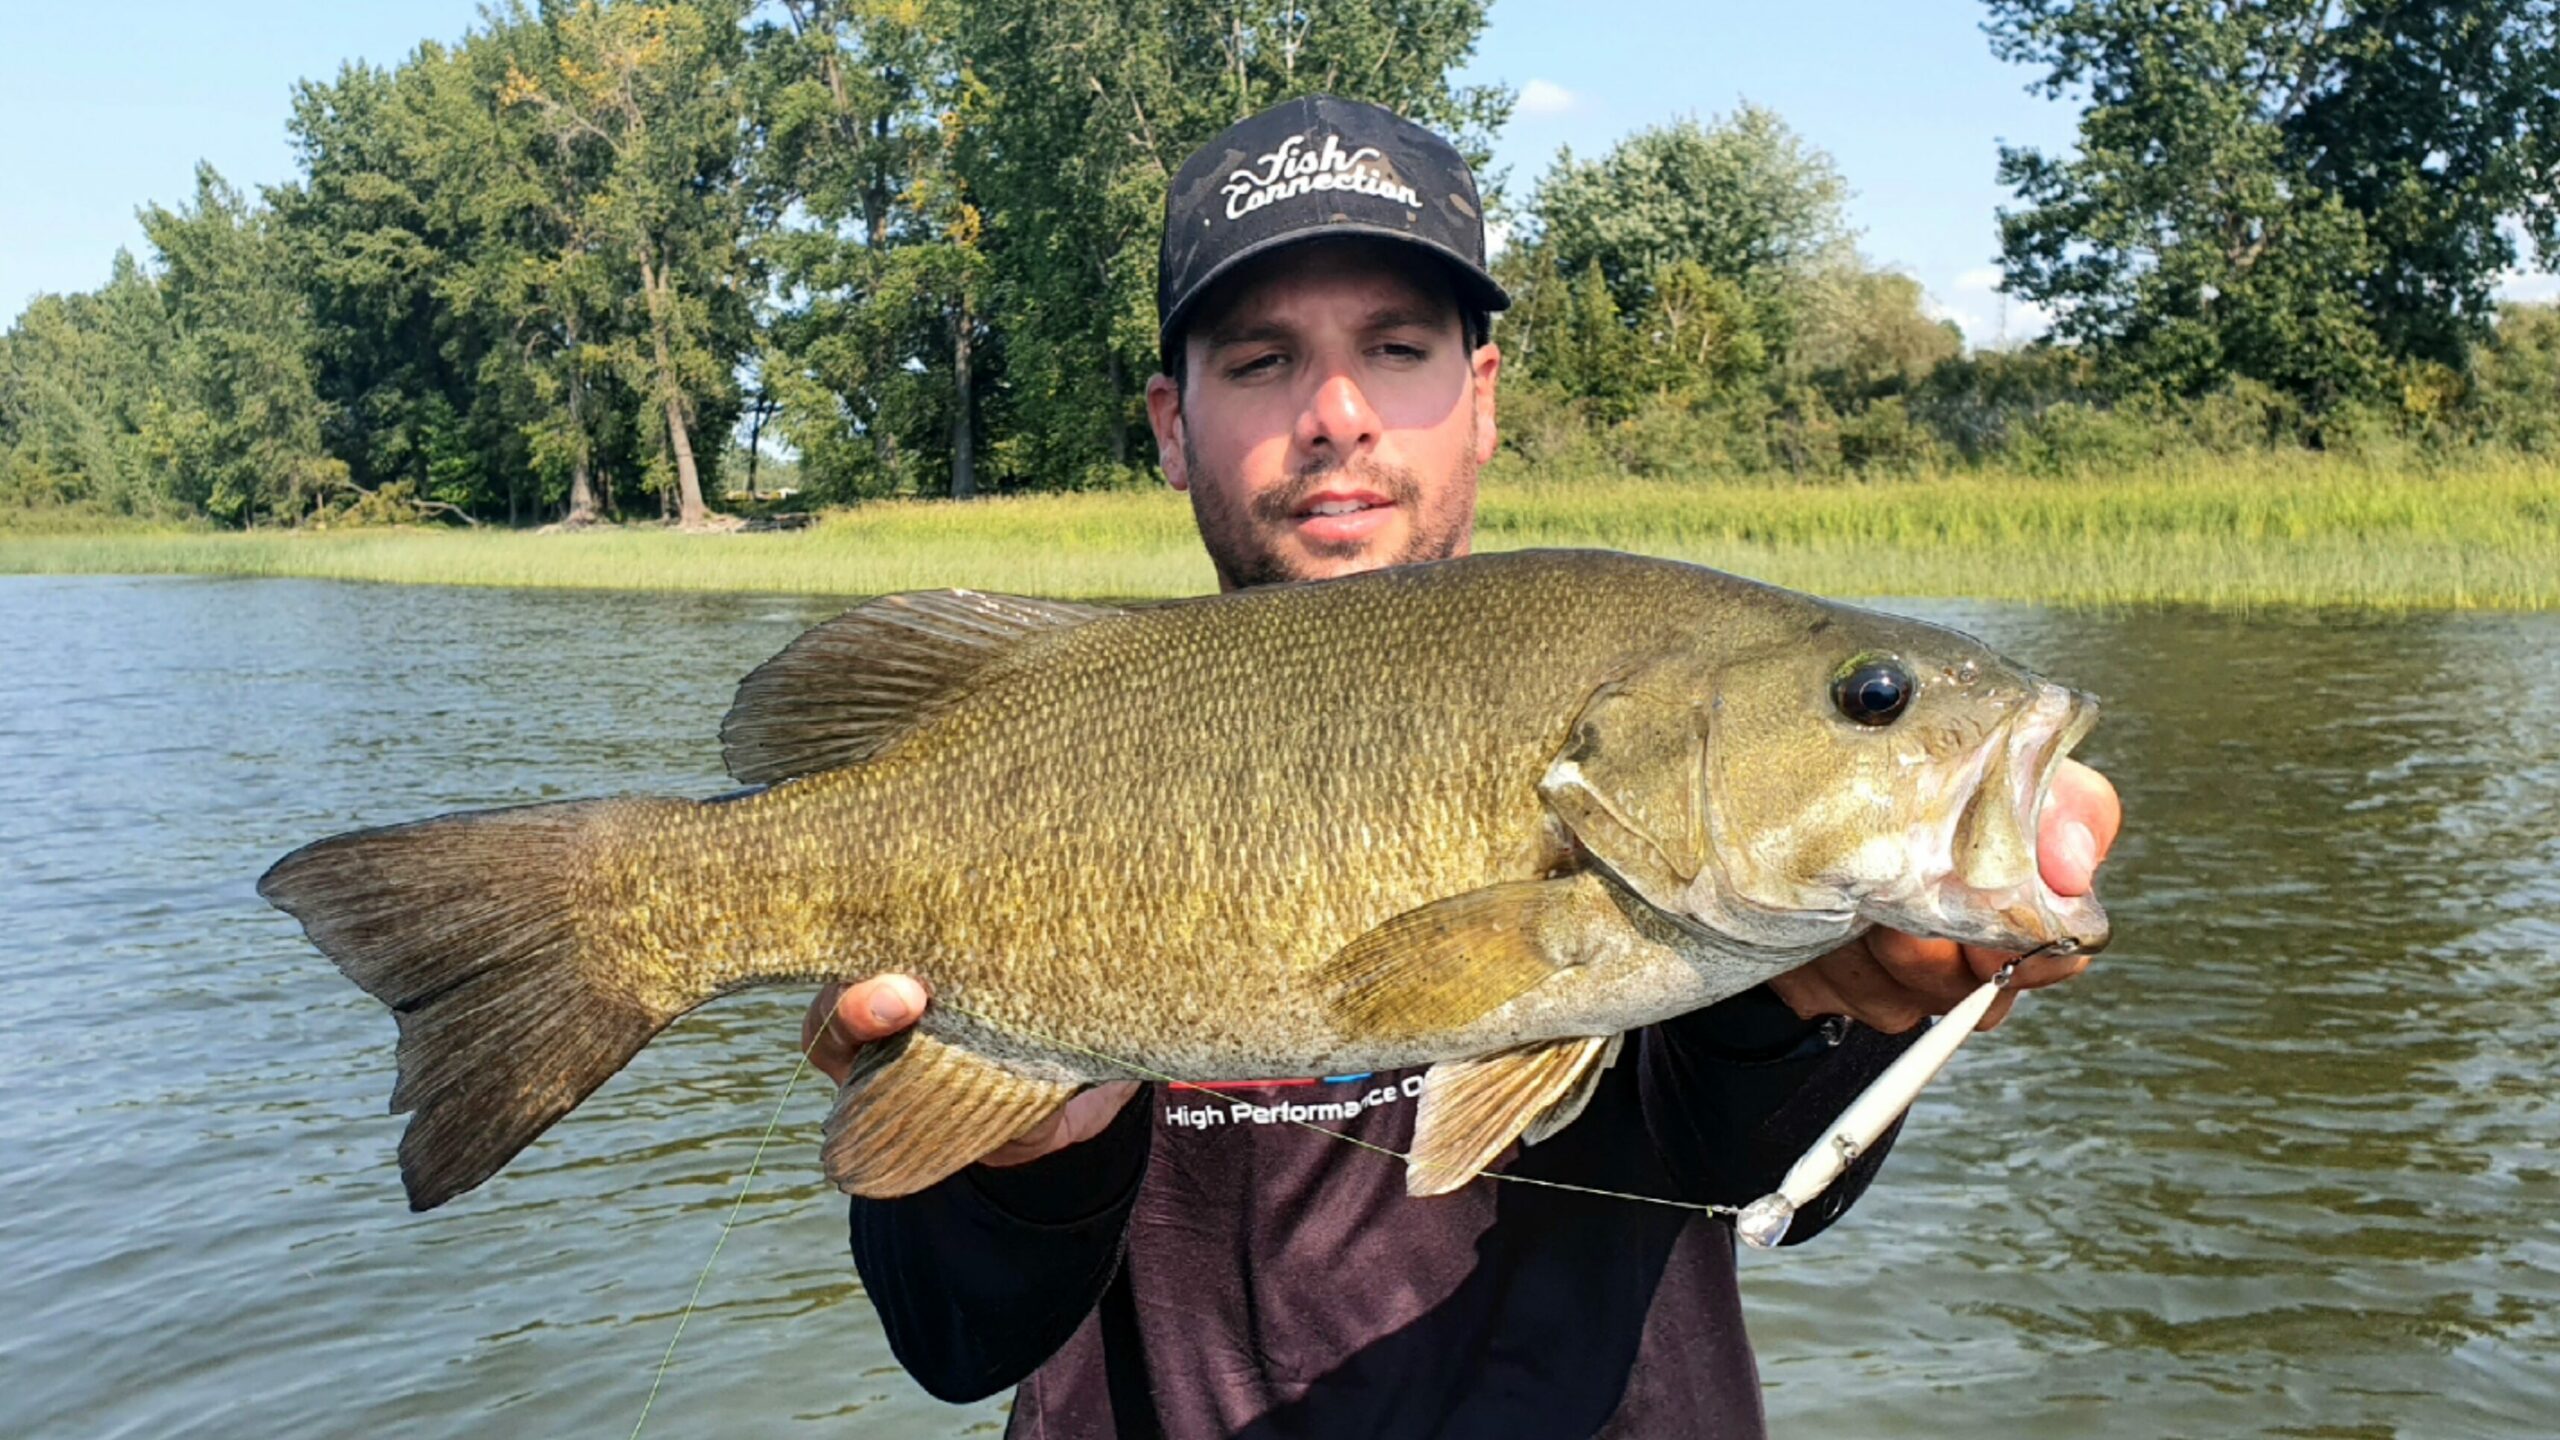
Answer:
[{"left": 1157, "top": 95, "right": 1509, "bottom": 365}]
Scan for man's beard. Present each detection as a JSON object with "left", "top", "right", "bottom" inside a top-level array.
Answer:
[{"left": 1182, "top": 429, "right": 1479, "bottom": 591}]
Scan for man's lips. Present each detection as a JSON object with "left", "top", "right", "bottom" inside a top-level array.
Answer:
[{"left": 1289, "top": 490, "right": 1397, "bottom": 545}]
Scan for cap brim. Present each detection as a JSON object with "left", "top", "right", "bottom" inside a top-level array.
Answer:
[{"left": 1158, "top": 224, "right": 1511, "bottom": 361}]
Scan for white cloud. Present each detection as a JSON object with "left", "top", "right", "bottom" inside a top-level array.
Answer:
[
  {"left": 1517, "top": 79, "right": 1576, "bottom": 118},
  {"left": 1930, "top": 264, "right": 2052, "bottom": 350},
  {"left": 2495, "top": 266, "right": 2560, "bottom": 305}
]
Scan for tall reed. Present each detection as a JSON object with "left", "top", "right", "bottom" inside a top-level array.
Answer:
[{"left": 6, "top": 455, "right": 2555, "bottom": 609}]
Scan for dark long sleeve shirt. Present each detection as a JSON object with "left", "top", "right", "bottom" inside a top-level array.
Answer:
[{"left": 850, "top": 985, "right": 1918, "bottom": 1440}]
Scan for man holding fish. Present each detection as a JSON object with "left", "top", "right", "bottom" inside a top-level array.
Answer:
[{"left": 802, "top": 97, "right": 2122, "bottom": 1438}]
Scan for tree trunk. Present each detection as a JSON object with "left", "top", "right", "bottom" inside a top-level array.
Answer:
[
  {"left": 950, "top": 299, "right": 976, "bottom": 499},
  {"left": 1106, "top": 351, "right": 1127, "bottom": 466},
  {"left": 663, "top": 390, "right": 705, "bottom": 526},
  {"left": 637, "top": 247, "right": 707, "bottom": 528},
  {"left": 565, "top": 359, "right": 598, "bottom": 524}
]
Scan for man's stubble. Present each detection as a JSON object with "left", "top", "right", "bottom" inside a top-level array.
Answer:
[{"left": 1180, "top": 395, "right": 1482, "bottom": 591}]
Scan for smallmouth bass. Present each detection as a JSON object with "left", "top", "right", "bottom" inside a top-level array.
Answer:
[{"left": 260, "top": 549, "right": 2107, "bottom": 1211}]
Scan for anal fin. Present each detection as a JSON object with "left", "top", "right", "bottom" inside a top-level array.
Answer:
[
  {"left": 1406, "top": 1034, "right": 1620, "bottom": 1197},
  {"left": 822, "top": 1030, "right": 1078, "bottom": 1198}
]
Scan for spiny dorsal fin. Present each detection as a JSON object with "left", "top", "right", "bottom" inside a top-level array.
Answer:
[
  {"left": 721, "top": 590, "right": 1118, "bottom": 785},
  {"left": 1405, "top": 1035, "right": 1619, "bottom": 1196},
  {"left": 821, "top": 1029, "right": 1079, "bottom": 1198}
]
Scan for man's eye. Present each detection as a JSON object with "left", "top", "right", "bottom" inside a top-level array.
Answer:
[
  {"left": 1375, "top": 342, "right": 1426, "bottom": 361},
  {"left": 1226, "top": 353, "right": 1284, "bottom": 380}
]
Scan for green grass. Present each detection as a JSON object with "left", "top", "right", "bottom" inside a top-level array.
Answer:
[{"left": 6, "top": 453, "right": 2558, "bottom": 609}]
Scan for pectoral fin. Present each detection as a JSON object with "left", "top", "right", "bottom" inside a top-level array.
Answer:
[
  {"left": 1406, "top": 1035, "right": 1622, "bottom": 1196},
  {"left": 1317, "top": 880, "right": 1603, "bottom": 1041},
  {"left": 821, "top": 1030, "right": 1078, "bottom": 1198},
  {"left": 1539, "top": 671, "right": 1710, "bottom": 916}
]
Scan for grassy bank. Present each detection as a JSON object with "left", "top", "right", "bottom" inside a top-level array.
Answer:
[{"left": 6, "top": 455, "right": 2558, "bottom": 608}]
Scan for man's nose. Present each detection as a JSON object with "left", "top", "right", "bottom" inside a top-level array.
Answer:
[{"left": 1295, "top": 368, "right": 1381, "bottom": 456}]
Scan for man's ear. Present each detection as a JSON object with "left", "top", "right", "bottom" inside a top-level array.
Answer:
[
  {"left": 1470, "top": 342, "right": 1502, "bottom": 466},
  {"left": 1144, "top": 372, "right": 1189, "bottom": 492}
]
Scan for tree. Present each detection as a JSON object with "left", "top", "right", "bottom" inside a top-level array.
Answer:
[
  {"left": 2292, "top": 3, "right": 2560, "bottom": 367},
  {"left": 277, "top": 58, "right": 469, "bottom": 509},
  {"left": 2473, "top": 301, "right": 2560, "bottom": 451},
  {"left": 1639, "top": 260, "right": 1770, "bottom": 399},
  {"left": 140, "top": 166, "right": 348, "bottom": 525},
  {"left": 0, "top": 255, "right": 173, "bottom": 514},
  {"left": 747, "top": 0, "right": 987, "bottom": 499},
  {"left": 1792, "top": 267, "right": 1960, "bottom": 400},
  {"left": 1987, "top": 0, "right": 2560, "bottom": 406},
  {"left": 1531, "top": 106, "right": 1853, "bottom": 335},
  {"left": 955, "top": 0, "right": 1508, "bottom": 486},
  {"left": 496, "top": 0, "right": 756, "bottom": 526}
]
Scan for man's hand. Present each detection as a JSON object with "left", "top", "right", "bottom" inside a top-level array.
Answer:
[
  {"left": 1769, "top": 759, "right": 2122, "bottom": 1035},
  {"left": 801, "top": 977, "right": 1140, "bottom": 1168}
]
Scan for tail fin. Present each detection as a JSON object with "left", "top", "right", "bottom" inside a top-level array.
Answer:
[{"left": 258, "top": 798, "right": 692, "bottom": 1211}]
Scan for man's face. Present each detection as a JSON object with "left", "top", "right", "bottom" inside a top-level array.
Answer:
[{"left": 1145, "top": 239, "right": 1501, "bottom": 591}]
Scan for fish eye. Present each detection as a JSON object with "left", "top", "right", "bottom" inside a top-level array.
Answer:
[{"left": 1833, "top": 657, "right": 1914, "bottom": 727}]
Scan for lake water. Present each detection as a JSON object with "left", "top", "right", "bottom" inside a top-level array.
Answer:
[{"left": 1, "top": 575, "right": 2552, "bottom": 1439}]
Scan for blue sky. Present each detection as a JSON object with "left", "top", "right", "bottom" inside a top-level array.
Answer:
[{"left": 4, "top": 1, "right": 2549, "bottom": 344}]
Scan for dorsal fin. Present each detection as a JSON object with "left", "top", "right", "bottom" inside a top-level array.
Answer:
[{"left": 720, "top": 589, "right": 1118, "bottom": 785}]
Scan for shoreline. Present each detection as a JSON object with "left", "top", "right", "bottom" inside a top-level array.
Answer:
[{"left": 6, "top": 463, "right": 2558, "bottom": 610}]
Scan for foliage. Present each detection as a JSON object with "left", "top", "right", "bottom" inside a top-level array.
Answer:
[
  {"left": 7, "top": 2, "right": 2560, "bottom": 530},
  {"left": 954, "top": 0, "right": 1508, "bottom": 487},
  {"left": 1987, "top": 0, "right": 2560, "bottom": 406},
  {"left": 2470, "top": 303, "right": 2560, "bottom": 454},
  {"left": 1532, "top": 106, "right": 1851, "bottom": 335}
]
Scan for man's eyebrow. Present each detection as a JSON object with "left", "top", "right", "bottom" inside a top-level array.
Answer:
[
  {"left": 1201, "top": 320, "right": 1294, "bottom": 351},
  {"left": 1360, "top": 305, "right": 1454, "bottom": 334},
  {"left": 1201, "top": 304, "right": 1456, "bottom": 352}
]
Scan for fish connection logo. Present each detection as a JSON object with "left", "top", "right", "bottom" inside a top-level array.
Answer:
[
  {"left": 1220, "top": 133, "right": 1421, "bottom": 221},
  {"left": 1162, "top": 1072, "right": 1422, "bottom": 1130}
]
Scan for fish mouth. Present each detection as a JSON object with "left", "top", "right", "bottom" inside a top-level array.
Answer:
[{"left": 1938, "top": 684, "right": 2109, "bottom": 956}]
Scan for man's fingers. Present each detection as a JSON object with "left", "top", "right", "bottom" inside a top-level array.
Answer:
[
  {"left": 802, "top": 984, "right": 854, "bottom": 1083},
  {"left": 1766, "top": 967, "right": 1849, "bottom": 1024},
  {"left": 1792, "top": 937, "right": 1935, "bottom": 1034},
  {"left": 837, "top": 974, "right": 928, "bottom": 1041},
  {"left": 2039, "top": 759, "right": 2121, "bottom": 897},
  {"left": 1858, "top": 929, "right": 1980, "bottom": 1014},
  {"left": 982, "top": 1082, "right": 1141, "bottom": 1168},
  {"left": 1975, "top": 988, "right": 2021, "bottom": 1032},
  {"left": 801, "top": 976, "right": 930, "bottom": 1085}
]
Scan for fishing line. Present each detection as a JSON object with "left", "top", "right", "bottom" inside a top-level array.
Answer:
[
  {"left": 636, "top": 942, "right": 2077, "bottom": 1428},
  {"left": 931, "top": 999, "right": 1744, "bottom": 1218},
  {"left": 629, "top": 1021, "right": 829, "bottom": 1440}
]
